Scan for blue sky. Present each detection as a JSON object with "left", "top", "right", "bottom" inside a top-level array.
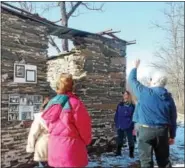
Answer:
[{"left": 12, "top": 2, "right": 169, "bottom": 78}]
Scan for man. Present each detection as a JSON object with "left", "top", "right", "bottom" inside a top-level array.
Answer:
[{"left": 128, "top": 59, "right": 177, "bottom": 168}]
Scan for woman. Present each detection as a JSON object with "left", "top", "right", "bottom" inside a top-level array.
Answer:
[
  {"left": 114, "top": 90, "right": 135, "bottom": 158},
  {"left": 41, "top": 73, "right": 92, "bottom": 168},
  {"left": 26, "top": 96, "right": 50, "bottom": 168}
]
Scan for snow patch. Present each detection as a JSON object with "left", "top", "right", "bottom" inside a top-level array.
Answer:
[{"left": 88, "top": 125, "right": 184, "bottom": 167}]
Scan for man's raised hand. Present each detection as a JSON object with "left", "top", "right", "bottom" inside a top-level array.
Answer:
[{"left": 134, "top": 59, "right": 140, "bottom": 69}]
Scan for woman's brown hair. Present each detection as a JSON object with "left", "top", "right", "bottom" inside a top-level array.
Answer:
[
  {"left": 56, "top": 73, "right": 74, "bottom": 94},
  {"left": 122, "top": 90, "right": 136, "bottom": 105}
]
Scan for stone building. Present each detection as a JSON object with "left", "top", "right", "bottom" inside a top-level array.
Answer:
[
  {"left": 47, "top": 48, "right": 126, "bottom": 154},
  {"left": 1, "top": 2, "right": 133, "bottom": 168}
]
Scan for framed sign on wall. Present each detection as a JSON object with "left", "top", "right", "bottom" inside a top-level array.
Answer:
[
  {"left": 26, "top": 70, "right": 36, "bottom": 82},
  {"left": 15, "top": 65, "right": 25, "bottom": 78},
  {"left": 8, "top": 94, "right": 43, "bottom": 121},
  {"left": 14, "top": 63, "right": 37, "bottom": 83}
]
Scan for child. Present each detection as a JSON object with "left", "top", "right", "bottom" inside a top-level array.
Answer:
[{"left": 26, "top": 96, "right": 50, "bottom": 168}]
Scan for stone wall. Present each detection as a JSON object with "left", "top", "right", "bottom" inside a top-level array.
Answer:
[
  {"left": 1, "top": 5, "right": 127, "bottom": 167},
  {"left": 47, "top": 46, "right": 126, "bottom": 153},
  {"left": 1, "top": 10, "right": 50, "bottom": 168}
]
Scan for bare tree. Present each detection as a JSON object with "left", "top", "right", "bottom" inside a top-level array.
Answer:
[
  {"left": 151, "top": 2, "right": 184, "bottom": 107},
  {"left": 56, "top": 2, "right": 104, "bottom": 51},
  {"left": 12, "top": 2, "right": 104, "bottom": 52}
]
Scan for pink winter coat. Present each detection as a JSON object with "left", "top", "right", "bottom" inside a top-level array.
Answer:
[{"left": 41, "top": 92, "right": 92, "bottom": 167}]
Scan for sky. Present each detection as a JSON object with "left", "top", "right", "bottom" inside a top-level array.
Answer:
[{"left": 11, "top": 2, "right": 169, "bottom": 79}]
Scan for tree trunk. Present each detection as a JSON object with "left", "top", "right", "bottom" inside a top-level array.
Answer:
[{"left": 60, "top": 2, "right": 69, "bottom": 52}]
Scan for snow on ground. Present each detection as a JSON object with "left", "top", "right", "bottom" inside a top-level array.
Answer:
[
  {"left": 88, "top": 122, "right": 184, "bottom": 167},
  {"left": 88, "top": 150, "right": 140, "bottom": 168},
  {"left": 169, "top": 123, "right": 184, "bottom": 166}
]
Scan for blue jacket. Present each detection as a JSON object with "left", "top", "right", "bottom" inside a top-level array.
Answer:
[
  {"left": 128, "top": 68, "right": 177, "bottom": 138},
  {"left": 132, "top": 102, "right": 139, "bottom": 123},
  {"left": 114, "top": 102, "right": 135, "bottom": 130}
]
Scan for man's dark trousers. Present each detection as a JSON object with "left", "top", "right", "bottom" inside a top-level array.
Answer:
[{"left": 137, "top": 125, "right": 172, "bottom": 168}]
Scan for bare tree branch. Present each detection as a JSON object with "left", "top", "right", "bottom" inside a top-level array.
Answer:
[
  {"left": 151, "top": 21, "right": 172, "bottom": 32},
  {"left": 67, "top": 2, "right": 82, "bottom": 19},
  {"left": 40, "top": 3, "right": 59, "bottom": 15},
  {"left": 18, "top": 2, "right": 35, "bottom": 13},
  {"left": 150, "top": 2, "right": 184, "bottom": 106},
  {"left": 48, "top": 36, "right": 61, "bottom": 53},
  {"left": 81, "top": 2, "right": 104, "bottom": 11},
  {"left": 71, "top": 9, "right": 84, "bottom": 17}
]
